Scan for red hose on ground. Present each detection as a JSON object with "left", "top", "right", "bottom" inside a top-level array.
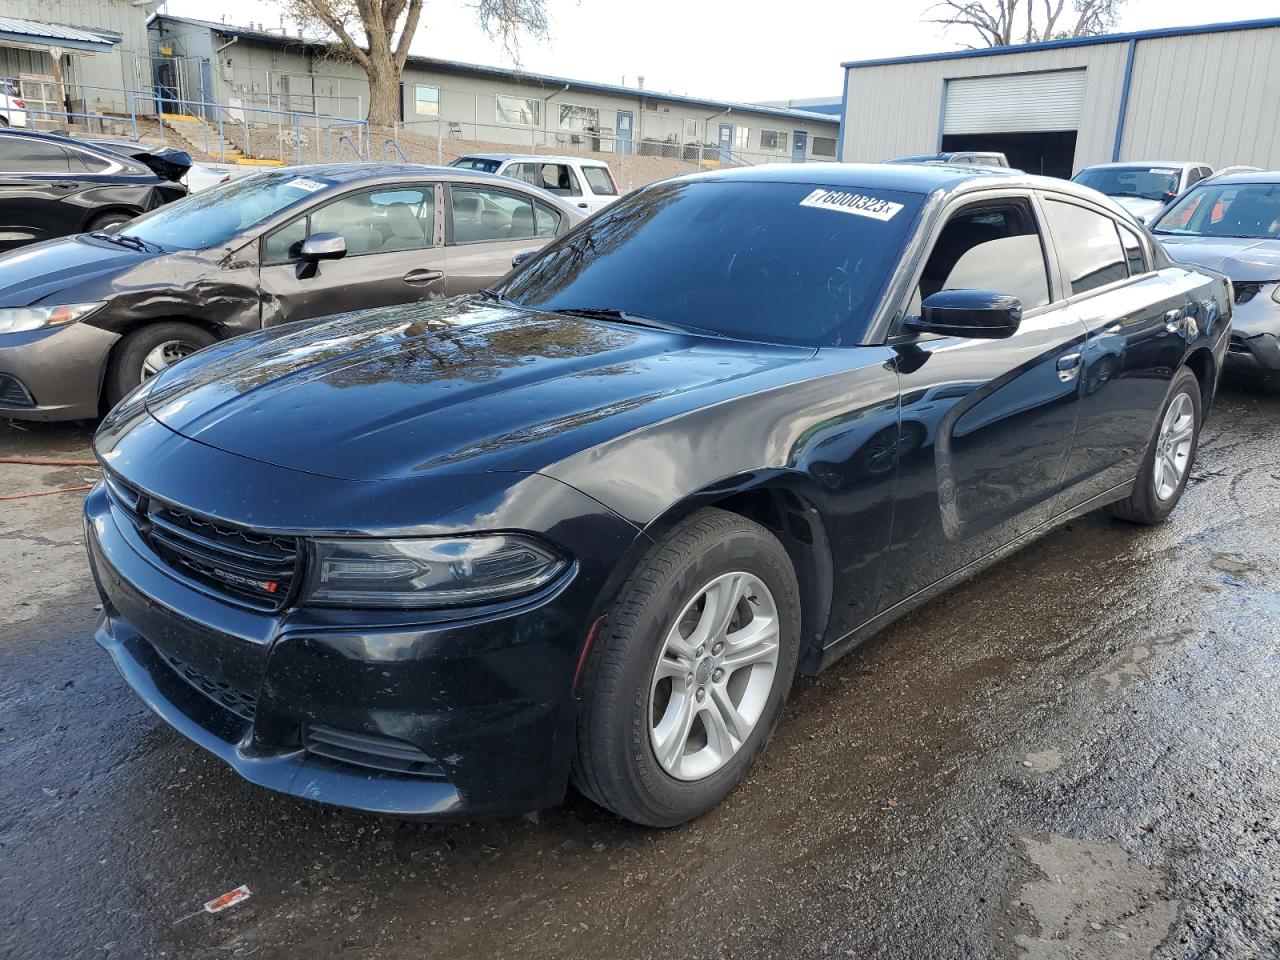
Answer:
[
  {"left": 0, "top": 457, "right": 99, "bottom": 466},
  {"left": 0, "top": 484, "right": 94, "bottom": 500}
]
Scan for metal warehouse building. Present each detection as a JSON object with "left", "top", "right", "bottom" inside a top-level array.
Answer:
[{"left": 838, "top": 16, "right": 1280, "bottom": 178}]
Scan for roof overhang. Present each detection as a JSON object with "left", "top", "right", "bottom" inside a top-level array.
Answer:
[{"left": 0, "top": 16, "right": 120, "bottom": 55}]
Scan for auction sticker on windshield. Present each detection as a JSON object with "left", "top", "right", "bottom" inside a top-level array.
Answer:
[
  {"left": 800, "top": 188, "right": 904, "bottom": 222},
  {"left": 285, "top": 177, "right": 329, "bottom": 193}
]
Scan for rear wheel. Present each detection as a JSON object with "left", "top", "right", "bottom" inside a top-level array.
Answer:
[
  {"left": 104, "top": 322, "right": 216, "bottom": 409},
  {"left": 85, "top": 210, "right": 134, "bottom": 233},
  {"left": 1105, "top": 367, "right": 1201, "bottom": 524},
  {"left": 572, "top": 508, "right": 801, "bottom": 826}
]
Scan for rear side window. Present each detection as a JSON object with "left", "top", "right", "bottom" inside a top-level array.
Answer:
[
  {"left": 910, "top": 199, "right": 1051, "bottom": 313},
  {"left": 451, "top": 184, "right": 547, "bottom": 242},
  {"left": 1117, "top": 223, "right": 1147, "bottom": 275},
  {"left": 0, "top": 137, "right": 72, "bottom": 173},
  {"left": 582, "top": 166, "right": 617, "bottom": 196},
  {"left": 1044, "top": 199, "right": 1128, "bottom": 295}
]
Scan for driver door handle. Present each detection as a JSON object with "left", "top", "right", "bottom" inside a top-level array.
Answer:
[
  {"left": 403, "top": 268, "right": 444, "bottom": 285},
  {"left": 1164, "top": 308, "right": 1184, "bottom": 333},
  {"left": 1056, "top": 352, "right": 1082, "bottom": 382}
]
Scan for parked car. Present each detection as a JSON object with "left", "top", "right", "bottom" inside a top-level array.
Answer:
[
  {"left": 0, "top": 78, "right": 27, "bottom": 127},
  {"left": 84, "top": 137, "right": 233, "bottom": 193},
  {"left": 1204, "top": 165, "right": 1262, "bottom": 182},
  {"left": 1072, "top": 161, "right": 1213, "bottom": 222},
  {"left": 886, "top": 151, "right": 1010, "bottom": 167},
  {"left": 0, "top": 129, "right": 189, "bottom": 251},
  {"left": 1149, "top": 171, "right": 1280, "bottom": 374},
  {"left": 451, "top": 153, "right": 620, "bottom": 213},
  {"left": 0, "top": 163, "right": 580, "bottom": 419},
  {"left": 84, "top": 163, "right": 1230, "bottom": 826}
]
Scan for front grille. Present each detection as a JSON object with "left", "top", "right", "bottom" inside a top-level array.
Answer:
[
  {"left": 0, "top": 373, "right": 34, "bottom": 408},
  {"left": 105, "top": 472, "right": 301, "bottom": 611},
  {"left": 305, "top": 725, "right": 448, "bottom": 779},
  {"left": 163, "top": 651, "right": 258, "bottom": 721}
]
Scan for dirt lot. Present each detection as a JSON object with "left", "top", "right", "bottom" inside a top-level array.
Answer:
[{"left": 1, "top": 377, "right": 1279, "bottom": 959}]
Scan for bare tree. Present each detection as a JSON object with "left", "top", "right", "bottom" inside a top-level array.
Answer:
[
  {"left": 929, "top": 0, "right": 1124, "bottom": 48},
  {"left": 279, "top": 0, "right": 549, "bottom": 127}
]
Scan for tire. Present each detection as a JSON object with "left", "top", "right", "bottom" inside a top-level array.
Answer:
[
  {"left": 571, "top": 508, "right": 802, "bottom": 827},
  {"left": 104, "top": 322, "right": 217, "bottom": 409},
  {"left": 1105, "top": 366, "right": 1202, "bottom": 525},
  {"left": 85, "top": 210, "right": 134, "bottom": 233}
]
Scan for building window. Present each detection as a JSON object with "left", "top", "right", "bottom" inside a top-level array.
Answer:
[
  {"left": 414, "top": 85, "right": 439, "bottom": 116},
  {"left": 683, "top": 118, "right": 698, "bottom": 141},
  {"left": 811, "top": 136, "right": 836, "bottom": 158},
  {"left": 559, "top": 103, "right": 599, "bottom": 132},
  {"left": 734, "top": 126, "right": 750, "bottom": 151},
  {"left": 496, "top": 95, "right": 541, "bottom": 126},
  {"left": 760, "top": 129, "right": 786, "bottom": 151}
]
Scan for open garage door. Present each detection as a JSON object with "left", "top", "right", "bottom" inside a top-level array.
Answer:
[{"left": 941, "top": 70, "right": 1085, "bottom": 177}]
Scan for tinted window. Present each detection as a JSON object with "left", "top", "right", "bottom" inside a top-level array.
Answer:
[
  {"left": 1044, "top": 200, "right": 1128, "bottom": 295},
  {"left": 582, "top": 165, "right": 617, "bottom": 196},
  {"left": 121, "top": 171, "right": 335, "bottom": 251},
  {"left": 1118, "top": 222, "right": 1147, "bottom": 275},
  {"left": 911, "top": 201, "right": 1050, "bottom": 313},
  {"left": 73, "top": 150, "right": 114, "bottom": 173},
  {"left": 1153, "top": 182, "right": 1280, "bottom": 240},
  {"left": 0, "top": 137, "right": 71, "bottom": 173},
  {"left": 1073, "top": 165, "right": 1181, "bottom": 202},
  {"left": 499, "top": 180, "right": 924, "bottom": 347},
  {"left": 451, "top": 185, "right": 540, "bottom": 242},
  {"left": 533, "top": 200, "right": 560, "bottom": 237}
]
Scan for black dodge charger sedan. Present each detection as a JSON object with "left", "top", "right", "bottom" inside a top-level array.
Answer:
[{"left": 86, "top": 164, "right": 1230, "bottom": 826}]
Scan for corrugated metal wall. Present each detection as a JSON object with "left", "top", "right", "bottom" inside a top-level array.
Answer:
[
  {"left": 841, "top": 24, "right": 1280, "bottom": 173},
  {"left": 841, "top": 43, "right": 1127, "bottom": 171},
  {"left": 1121, "top": 26, "right": 1280, "bottom": 167}
]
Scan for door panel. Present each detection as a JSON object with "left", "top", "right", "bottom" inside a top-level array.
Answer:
[
  {"left": 718, "top": 124, "right": 733, "bottom": 161},
  {"left": 258, "top": 183, "right": 446, "bottom": 326},
  {"left": 616, "top": 111, "right": 633, "bottom": 155},
  {"left": 791, "top": 131, "right": 807, "bottom": 164},
  {"left": 880, "top": 196, "right": 1086, "bottom": 608},
  {"left": 444, "top": 183, "right": 559, "bottom": 295},
  {"left": 0, "top": 138, "right": 82, "bottom": 248}
]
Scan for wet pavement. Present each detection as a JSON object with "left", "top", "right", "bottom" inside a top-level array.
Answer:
[{"left": 2, "top": 379, "right": 1279, "bottom": 960}]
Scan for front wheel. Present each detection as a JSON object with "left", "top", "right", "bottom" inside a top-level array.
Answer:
[
  {"left": 85, "top": 210, "right": 134, "bottom": 233},
  {"left": 572, "top": 508, "right": 801, "bottom": 826},
  {"left": 104, "top": 322, "right": 217, "bottom": 409},
  {"left": 1105, "top": 366, "right": 1202, "bottom": 524}
]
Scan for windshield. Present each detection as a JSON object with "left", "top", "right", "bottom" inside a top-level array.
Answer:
[
  {"left": 1074, "top": 166, "right": 1181, "bottom": 201},
  {"left": 451, "top": 157, "right": 502, "bottom": 173},
  {"left": 1152, "top": 182, "right": 1280, "bottom": 239},
  {"left": 498, "top": 179, "right": 923, "bottom": 347},
  {"left": 118, "top": 171, "right": 333, "bottom": 250}
]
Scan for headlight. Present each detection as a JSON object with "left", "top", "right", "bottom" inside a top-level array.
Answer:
[
  {"left": 0, "top": 302, "right": 104, "bottom": 334},
  {"left": 302, "top": 534, "right": 567, "bottom": 608}
]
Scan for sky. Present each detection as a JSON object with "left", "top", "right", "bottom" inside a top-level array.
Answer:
[{"left": 161, "top": 0, "right": 1276, "bottom": 103}]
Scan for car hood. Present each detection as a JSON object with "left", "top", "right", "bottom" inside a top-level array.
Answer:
[
  {"left": 1156, "top": 235, "right": 1280, "bottom": 282},
  {"left": 143, "top": 298, "right": 815, "bottom": 481},
  {"left": 0, "top": 234, "right": 157, "bottom": 306},
  {"left": 1112, "top": 196, "right": 1167, "bottom": 221}
]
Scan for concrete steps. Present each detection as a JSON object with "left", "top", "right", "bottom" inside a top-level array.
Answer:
[{"left": 161, "top": 114, "right": 282, "bottom": 167}]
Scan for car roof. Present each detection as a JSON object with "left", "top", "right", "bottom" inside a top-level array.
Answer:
[
  {"left": 456, "top": 152, "right": 610, "bottom": 167},
  {"left": 1078, "top": 161, "right": 1207, "bottom": 170},
  {"left": 1193, "top": 170, "right": 1280, "bottom": 185}
]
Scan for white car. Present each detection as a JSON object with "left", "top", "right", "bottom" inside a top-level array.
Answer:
[
  {"left": 450, "top": 153, "right": 620, "bottom": 214},
  {"left": 1072, "top": 161, "right": 1213, "bottom": 222},
  {"left": 0, "top": 79, "right": 27, "bottom": 127}
]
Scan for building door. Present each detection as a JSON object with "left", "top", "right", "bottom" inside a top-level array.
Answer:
[
  {"left": 792, "top": 130, "right": 807, "bottom": 163},
  {"left": 615, "top": 111, "right": 633, "bottom": 155},
  {"left": 941, "top": 70, "right": 1085, "bottom": 177}
]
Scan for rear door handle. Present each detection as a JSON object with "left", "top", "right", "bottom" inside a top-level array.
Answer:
[
  {"left": 577, "top": 202, "right": 589, "bottom": 209},
  {"left": 403, "top": 269, "right": 444, "bottom": 285},
  {"left": 1056, "top": 352, "right": 1082, "bottom": 382}
]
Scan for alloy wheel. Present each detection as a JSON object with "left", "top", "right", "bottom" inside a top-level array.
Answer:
[
  {"left": 1153, "top": 391, "right": 1195, "bottom": 501},
  {"left": 649, "top": 571, "right": 780, "bottom": 781},
  {"left": 140, "top": 340, "right": 198, "bottom": 381}
]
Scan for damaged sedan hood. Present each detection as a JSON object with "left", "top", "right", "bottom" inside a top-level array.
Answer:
[
  {"left": 1156, "top": 235, "right": 1280, "bottom": 282},
  {"left": 0, "top": 234, "right": 154, "bottom": 306},
  {"left": 143, "top": 298, "right": 815, "bottom": 481}
]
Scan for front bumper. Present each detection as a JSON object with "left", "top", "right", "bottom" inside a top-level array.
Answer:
[
  {"left": 85, "top": 480, "right": 593, "bottom": 818},
  {"left": 0, "top": 322, "right": 119, "bottom": 420},
  {"left": 1224, "top": 291, "right": 1280, "bottom": 372}
]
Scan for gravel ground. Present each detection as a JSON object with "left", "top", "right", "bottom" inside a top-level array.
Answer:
[{"left": 1, "top": 376, "right": 1278, "bottom": 960}]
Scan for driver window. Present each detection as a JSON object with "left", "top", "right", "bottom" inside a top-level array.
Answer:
[{"left": 907, "top": 200, "right": 1051, "bottom": 316}]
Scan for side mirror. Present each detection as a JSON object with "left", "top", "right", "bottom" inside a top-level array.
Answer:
[
  {"left": 300, "top": 232, "right": 347, "bottom": 262},
  {"left": 511, "top": 250, "right": 535, "bottom": 269},
  {"left": 904, "top": 289, "right": 1023, "bottom": 340}
]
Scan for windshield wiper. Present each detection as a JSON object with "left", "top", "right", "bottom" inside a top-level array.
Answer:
[
  {"left": 91, "top": 231, "right": 161, "bottom": 253},
  {"left": 1108, "top": 191, "right": 1154, "bottom": 200},
  {"left": 476, "top": 288, "right": 509, "bottom": 303},
  {"left": 549, "top": 307, "right": 712, "bottom": 336}
]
